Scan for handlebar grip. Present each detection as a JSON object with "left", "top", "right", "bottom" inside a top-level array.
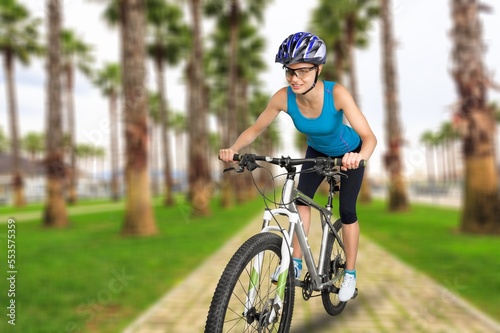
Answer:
[
  {"left": 218, "top": 153, "right": 241, "bottom": 161},
  {"left": 332, "top": 158, "right": 367, "bottom": 168}
]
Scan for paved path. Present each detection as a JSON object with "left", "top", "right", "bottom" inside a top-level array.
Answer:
[{"left": 123, "top": 214, "right": 500, "bottom": 333}]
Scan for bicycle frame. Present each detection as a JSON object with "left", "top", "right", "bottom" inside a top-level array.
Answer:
[{"left": 244, "top": 172, "right": 344, "bottom": 323}]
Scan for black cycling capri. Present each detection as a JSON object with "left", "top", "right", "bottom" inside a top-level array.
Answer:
[{"left": 296, "top": 144, "right": 364, "bottom": 225}]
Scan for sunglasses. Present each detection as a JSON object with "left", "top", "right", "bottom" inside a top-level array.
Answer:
[{"left": 283, "top": 65, "right": 318, "bottom": 79}]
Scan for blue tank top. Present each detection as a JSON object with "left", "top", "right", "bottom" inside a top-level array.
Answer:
[{"left": 286, "top": 81, "right": 361, "bottom": 157}]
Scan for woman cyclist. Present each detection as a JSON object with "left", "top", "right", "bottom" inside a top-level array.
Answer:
[{"left": 219, "top": 31, "right": 377, "bottom": 302}]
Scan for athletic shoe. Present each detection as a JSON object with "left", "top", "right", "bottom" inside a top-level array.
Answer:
[{"left": 338, "top": 273, "right": 356, "bottom": 301}]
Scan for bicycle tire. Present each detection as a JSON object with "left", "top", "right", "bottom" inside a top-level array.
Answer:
[
  {"left": 321, "top": 218, "right": 348, "bottom": 315},
  {"left": 205, "top": 232, "right": 295, "bottom": 333}
]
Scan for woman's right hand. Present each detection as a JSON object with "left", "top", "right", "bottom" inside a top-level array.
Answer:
[{"left": 219, "top": 148, "right": 238, "bottom": 162}]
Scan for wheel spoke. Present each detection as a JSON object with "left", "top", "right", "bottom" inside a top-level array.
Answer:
[{"left": 205, "top": 233, "right": 295, "bottom": 332}]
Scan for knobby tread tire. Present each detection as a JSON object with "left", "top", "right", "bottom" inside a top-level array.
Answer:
[
  {"left": 205, "top": 232, "right": 295, "bottom": 332},
  {"left": 321, "top": 218, "right": 348, "bottom": 316}
]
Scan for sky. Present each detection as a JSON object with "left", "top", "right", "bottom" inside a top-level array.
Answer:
[{"left": 1, "top": 0, "right": 499, "bottom": 178}]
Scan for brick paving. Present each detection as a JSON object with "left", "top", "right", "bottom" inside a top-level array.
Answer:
[{"left": 123, "top": 215, "right": 500, "bottom": 333}]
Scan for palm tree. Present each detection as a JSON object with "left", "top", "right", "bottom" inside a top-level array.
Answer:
[
  {"left": 44, "top": 0, "right": 68, "bottom": 227},
  {"left": 434, "top": 126, "right": 449, "bottom": 183},
  {"left": 147, "top": 91, "right": 163, "bottom": 196},
  {"left": 93, "top": 62, "right": 122, "bottom": 201},
  {"left": 439, "top": 121, "right": 461, "bottom": 182},
  {"left": 119, "top": 0, "right": 157, "bottom": 235},
  {"left": 250, "top": 91, "right": 280, "bottom": 187},
  {"left": 205, "top": 0, "right": 239, "bottom": 158},
  {"left": 343, "top": 0, "right": 378, "bottom": 104},
  {"left": 204, "top": 4, "right": 269, "bottom": 206},
  {"left": 75, "top": 143, "right": 94, "bottom": 174},
  {"left": 233, "top": 23, "right": 268, "bottom": 202},
  {"left": 0, "top": 0, "right": 42, "bottom": 207},
  {"left": 61, "top": 29, "right": 95, "bottom": 204},
  {"left": 432, "top": 127, "right": 452, "bottom": 183},
  {"left": 420, "top": 130, "right": 439, "bottom": 182},
  {"left": 170, "top": 111, "right": 187, "bottom": 185},
  {"left": 310, "top": 1, "right": 347, "bottom": 82},
  {"left": 98, "top": 0, "right": 189, "bottom": 209},
  {"left": 380, "top": 0, "right": 409, "bottom": 211},
  {"left": 98, "top": 0, "right": 189, "bottom": 207},
  {"left": 205, "top": 18, "right": 234, "bottom": 207},
  {"left": 450, "top": 0, "right": 499, "bottom": 233},
  {"left": 310, "top": 0, "right": 378, "bottom": 204},
  {"left": 186, "top": 0, "right": 212, "bottom": 216},
  {"left": 344, "top": 0, "right": 378, "bottom": 204},
  {"left": 22, "top": 131, "right": 44, "bottom": 162},
  {"left": 146, "top": 0, "right": 189, "bottom": 206},
  {"left": 91, "top": 145, "right": 106, "bottom": 180}
]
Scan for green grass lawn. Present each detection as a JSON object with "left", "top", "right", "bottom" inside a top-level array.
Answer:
[
  {"left": 356, "top": 199, "right": 500, "bottom": 321},
  {"left": 1, "top": 197, "right": 499, "bottom": 332},
  {"left": 0, "top": 196, "right": 265, "bottom": 333},
  {"left": 0, "top": 198, "right": 118, "bottom": 217}
]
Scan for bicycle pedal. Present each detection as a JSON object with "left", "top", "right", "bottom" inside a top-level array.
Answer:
[{"left": 351, "top": 288, "right": 358, "bottom": 299}]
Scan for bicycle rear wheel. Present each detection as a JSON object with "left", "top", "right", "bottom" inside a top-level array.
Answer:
[
  {"left": 321, "top": 218, "right": 348, "bottom": 315},
  {"left": 205, "top": 232, "right": 295, "bottom": 332}
]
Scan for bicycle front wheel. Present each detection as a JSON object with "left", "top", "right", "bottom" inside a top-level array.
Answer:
[
  {"left": 205, "top": 232, "right": 295, "bottom": 332},
  {"left": 321, "top": 218, "right": 348, "bottom": 316}
]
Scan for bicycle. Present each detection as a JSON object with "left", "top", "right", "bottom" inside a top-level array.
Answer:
[{"left": 205, "top": 153, "right": 366, "bottom": 332}]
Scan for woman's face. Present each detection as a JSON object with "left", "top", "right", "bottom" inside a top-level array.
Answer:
[{"left": 284, "top": 63, "right": 321, "bottom": 93}]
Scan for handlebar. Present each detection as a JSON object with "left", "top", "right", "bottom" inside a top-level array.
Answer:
[{"left": 223, "top": 153, "right": 366, "bottom": 175}]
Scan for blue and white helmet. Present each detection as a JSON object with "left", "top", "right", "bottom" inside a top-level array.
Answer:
[{"left": 275, "top": 32, "right": 327, "bottom": 66}]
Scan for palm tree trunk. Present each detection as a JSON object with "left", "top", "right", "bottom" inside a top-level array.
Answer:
[
  {"left": 149, "top": 121, "right": 159, "bottom": 196},
  {"left": 219, "top": 109, "right": 233, "bottom": 208},
  {"left": 236, "top": 79, "right": 254, "bottom": 202},
  {"left": 109, "top": 91, "right": 120, "bottom": 201},
  {"left": 155, "top": 56, "right": 174, "bottom": 206},
  {"left": 380, "top": 0, "right": 409, "bottom": 211},
  {"left": 44, "top": 0, "right": 68, "bottom": 227},
  {"left": 450, "top": 0, "right": 500, "bottom": 234},
  {"left": 332, "top": 41, "right": 345, "bottom": 82},
  {"left": 65, "top": 64, "right": 78, "bottom": 204},
  {"left": 345, "top": 14, "right": 358, "bottom": 104},
  {"left": 345, "top": 13, "right": 372, "bottom": 204},
  {"left": 444, "top": 140, "right": 450, "bottom": 183},
  {"left": 228, "top": 0, "right": 243, "bottom": 205},
  {"left": 4, "top": 51, "right": 25, "bottom": 207},
  {"left": 120, "top": 0, "right": 157, "bottom": 235},
  {"left": 187, "top": 0, "right": 212, "bottom": 216},
  {"left": 219, "top": 1, "right": 240, "bottom": 208},
  {"left": 424, "top": 144, "right": 433, "bottom": 182},
  {"left": 431, "top": 145, "right": 438, "bottom": 182}
]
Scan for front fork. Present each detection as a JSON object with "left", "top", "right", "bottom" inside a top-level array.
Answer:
[{"left": 244, "top": 209, "right": 298, "bottom": 324}]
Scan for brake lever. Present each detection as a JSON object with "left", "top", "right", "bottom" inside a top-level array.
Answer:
[
  {"left": 223, "top": 154, "right": 260, "bottom": 173},
  {"left": 314, "top": 165, "right": 348, "bottom": 178},
  {"left": 239, "top": 154, "right": 260, "bottom": 172},
  {"left": 246, "top": 160, "right": 259, "bottom": 171}
]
